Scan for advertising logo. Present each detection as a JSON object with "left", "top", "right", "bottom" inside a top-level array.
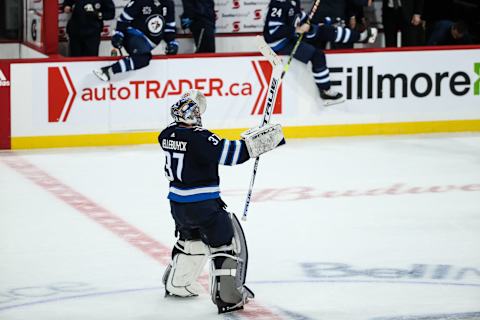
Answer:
[
  {"left": 474, "top": 62, "right": 480, "bottom": 96},
  {"left": 251, "top": 60, "right": 283, "bottom": 116},
  {"left": 48, "top": 67, "right": 76, "bottom": 122},
  {"left": 254, "top": 9, "right": 262, "bottom": 20},
  {"left": 301, "top": 262, "right": 480, "bottom": 286},
  {"left": 232, "top": 0, "right": 240, "bottom": 9},
  {"left": 232, "top": 21, "right": 240, "bottom": 32},
  {"left": 31, "top": 19, "right": 37, "bottom": 41},
  {"left": 47, "top": 61, "right": 283, "bottom": 123},
  {"left": 0, "top": 69, "right": 10, "bottom": 87},
  {"left": 330, "top": 64, "right": 480, "bottom": 100}
]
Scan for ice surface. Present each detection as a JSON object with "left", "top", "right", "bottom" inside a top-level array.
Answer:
[{"left": 1, "top": 134, "right": 480, "bottom": 320}]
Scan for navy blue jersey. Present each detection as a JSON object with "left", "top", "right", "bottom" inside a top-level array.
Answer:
[
  {"left": 159, "top": 123, "right": 250, "bottom": 203},
  {"left": 116, "top": 0, "right": 176, "bottom": 46},
  {"left": 182, "top": 0, "right": 215, "bottom": 26},
  {"left": 263, "top": 0, "right": 306, "bottom": 51}
]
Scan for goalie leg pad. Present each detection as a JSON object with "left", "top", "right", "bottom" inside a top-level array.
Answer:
[
  {"left": 241, "top": 123, "right": 285, "bottom": 158},
  {"left": 163, "top": 239, "right": 208, "bottom": 297},
  {"left": 210, "top": 213, "right": 254, "bottom": 313}
]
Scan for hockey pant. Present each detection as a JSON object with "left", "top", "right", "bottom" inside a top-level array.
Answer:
[
  {"left": 68, "top": 32, "right": 101, "bottom": 57},
  {"left": 111, "top": 29, "right": 154, "bottom": 75},
  {"left": 277, "top": 41, "right": 331, "bottom": 91}
]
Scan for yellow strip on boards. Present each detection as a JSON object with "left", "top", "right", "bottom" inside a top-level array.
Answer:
[
  {"left": 11, "top": 132, "right": 160, "bottom": 150},
  {"left": 11, "top": 119, "right": 480, "bottom": 150}
]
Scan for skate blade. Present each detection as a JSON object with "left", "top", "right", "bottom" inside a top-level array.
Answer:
[
  {"left": 323, "top": 98, "right": 346, "bottom": 107},
  {"left": 92, "top": 69, "right": 109, "bottom": 82}
]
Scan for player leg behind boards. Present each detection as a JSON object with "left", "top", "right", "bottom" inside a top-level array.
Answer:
[
  {"left": 159, "top": 90, "right": 285, "bottom": 313},
  {"left": 93, "top": 30, "right": 178, "bottom": 81},
  {"left": 275, "top": 36, "right": 345, "bottom": 106},
  {"left": 273, "top": 23, "right": 377, "bottom": 106},
  {"left": 310, "top": 18, "right": 378, "bottom": 48}
]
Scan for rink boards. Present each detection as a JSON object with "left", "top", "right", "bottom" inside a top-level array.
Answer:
[{"left": 1, "top": 47, "right": 480, "bottom": 149}]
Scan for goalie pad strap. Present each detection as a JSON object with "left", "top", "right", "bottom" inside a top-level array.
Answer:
[
  {"left": 175, "top": 239, "right": 208, "bottom": 255},
  {"left": 241, "top": 123, "right": 285, "bottom": 158},
  {"left": 213, "top": 269, "right": 237, "bottom": 277}
]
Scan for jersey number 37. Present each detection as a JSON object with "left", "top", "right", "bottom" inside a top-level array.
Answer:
[{"left": 164, "top": 151, "right": 184, "bottom": 181}]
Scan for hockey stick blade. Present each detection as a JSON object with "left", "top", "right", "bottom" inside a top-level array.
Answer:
[
  {"left": 243, "top": 0, "right": 321, "bottom": 221},
  {"left": 256, "top": 36, "right": 283, "bottom": 69}
]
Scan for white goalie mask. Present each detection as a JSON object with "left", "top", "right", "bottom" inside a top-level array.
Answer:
[{"left": 171, "top": 90, "right": 207, "bottom": 126}]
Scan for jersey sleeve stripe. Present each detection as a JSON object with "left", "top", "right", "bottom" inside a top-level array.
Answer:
[
  {"left": 120, "top": 11, "right": 134, "bottom": 21},
  {"left": 335, "top": 27, "right": 343, "bottom": 43},
  {"left": 219, "top": 140, "right": 230, "bottom": 165},
  {"left": 269, "top": 26, "right": 281, "bottom": 35},
  {"left": 231, "top": 141, "right": 241, "bottom": 165},
  {"left": 268, "top": 21, "right": 284, "bottom": 26},
  {"left": 342, "top": 28, "right": 351, "bottom": 43}
]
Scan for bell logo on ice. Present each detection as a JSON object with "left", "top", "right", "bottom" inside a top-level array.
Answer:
[
  {"left": 48, "top": 67, "right": 76, "bottom": 122},
  {"left": 0, "top": 69, "right": 10, "bottom": 87}
]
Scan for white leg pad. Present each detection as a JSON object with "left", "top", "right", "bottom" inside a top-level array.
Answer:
[{"left": 163, "top": 240, "right": 208, "bottom": 297}]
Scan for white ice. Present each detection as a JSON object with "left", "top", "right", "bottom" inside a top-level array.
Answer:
[{"left": 1, "top": 133, "right": 480, "bottom": 320}]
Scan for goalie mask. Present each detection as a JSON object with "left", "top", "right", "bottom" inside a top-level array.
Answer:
[{"left": 171, "top": 90, "right": 207, "bottom": 126}]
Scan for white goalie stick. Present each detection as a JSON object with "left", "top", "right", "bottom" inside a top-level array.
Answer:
[
  {"left": 241, "top": 37, "right": 285, "bottom": 221},
  {"left": 242, "top": 0, "right": 322, "bottom": 221}
]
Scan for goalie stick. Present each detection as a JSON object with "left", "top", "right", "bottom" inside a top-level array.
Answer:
[{"left": 242, "top": 0, "right": 322, "bottom": 221}]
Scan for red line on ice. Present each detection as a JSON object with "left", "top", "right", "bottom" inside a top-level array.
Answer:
[{"left": 1, "top": 155, "right": 283, "bottom": 320}]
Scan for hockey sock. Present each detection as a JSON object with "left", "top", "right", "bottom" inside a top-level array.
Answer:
[
  {"left": 333, "top": 26, "right": 360, "bottom": 44},
  {"left": 111, "top": 54, "right": 151, "bottom": 74},
  {"left": 312, "top": 67, "right": 330, "bottom": 90},
  {"left": 111, "top": 57, "right": 135, "bottom": 74},
  {"left": 311, "top": 50, "right": 330, "bottom": 90}
]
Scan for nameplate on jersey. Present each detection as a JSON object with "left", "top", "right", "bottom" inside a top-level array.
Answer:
[{"left": 162, "top": 139, "right": 187, "bottom": 151}]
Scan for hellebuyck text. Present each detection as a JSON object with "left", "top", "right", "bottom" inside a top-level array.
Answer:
[{"left": 330, "top": 63, "right": 480, "bottom": 99}]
